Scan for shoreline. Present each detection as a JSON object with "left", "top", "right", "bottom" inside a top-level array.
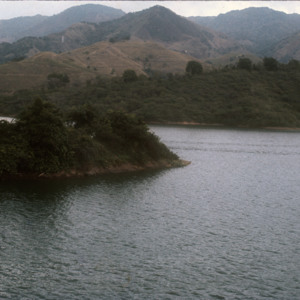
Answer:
[
  {"left": 149, "top": 121, "right": 300, "bottom": 131},
  {"left": 0, "top": 159, "right": 191, "bottom": 180}
]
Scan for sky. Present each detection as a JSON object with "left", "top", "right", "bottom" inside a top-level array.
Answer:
[{"left": 0, "top": 1, "right": 300, "bottom": 20}]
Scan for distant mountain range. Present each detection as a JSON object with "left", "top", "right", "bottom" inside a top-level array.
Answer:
[
  {"left": 0, "top": 3, "right": 300, "bottom": 73},
  {"left": 0, "top": 5, "right": 241, "bottom": 65},
  {"left": 0, "top": 4, "right": 125, "bottom": 43},
  {"left": 189, "top": 7, "right": 300, "bottom": 60}
]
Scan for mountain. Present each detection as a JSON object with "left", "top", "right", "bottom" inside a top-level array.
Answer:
[
  {"left": 266, "top": 31, "right": 300, "bottom": 62},
  {"left": 0, "top": 4, "right": 125, "bottom": 43},
  {"left": 189, "top": 7, "right": 300, "bottom": 57},
  {"left": 0, "top": 40, "right": 200, "bottom": 92},
  {"left": 0, "top": 5, "right": 242, "bottom": 64},
  {"left": 0, "top": 15, "right": 48, "bottom": 43},
  {"left": 91, "top": 5, "right": 241, "bottom": 59}
]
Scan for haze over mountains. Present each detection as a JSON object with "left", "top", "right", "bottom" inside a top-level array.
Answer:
[{"left": 0, "top": 3, "right": 300, "bottom": 82}]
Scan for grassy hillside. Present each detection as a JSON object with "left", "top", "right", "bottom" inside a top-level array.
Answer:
[{"left": 0, "top": 40, "right": 201, "bottom": 92}]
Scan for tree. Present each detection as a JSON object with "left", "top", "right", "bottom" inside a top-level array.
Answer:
[
  {"left": 263, "top": 57, "right": 279, "bottom": 71},
  {"left": 186, "top": 60, "right": 203, "bottom": 75},
  {"left": 237, "top": 57, "right": 252, "bottom": 71},
  {"left": 0, "top": 120, "right": 27, "bottom": 175},
  {"left": 122, "top": 69, "right": 138, "bottom": 83},
  {"left": 17, "top": 98, "right": 70, "bottom": 173}
]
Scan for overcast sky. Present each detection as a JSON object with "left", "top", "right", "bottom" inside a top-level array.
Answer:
[{"left": 1, "top": 1, "right": 300, "bottom": 20}]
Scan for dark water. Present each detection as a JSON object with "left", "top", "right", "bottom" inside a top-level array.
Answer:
[{"left": 1, "top": 126, "right": 299, "bottom": 299}]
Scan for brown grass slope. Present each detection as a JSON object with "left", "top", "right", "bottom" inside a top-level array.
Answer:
[{"left": 0, "top": 40, "right": 201, "bottom": 92}]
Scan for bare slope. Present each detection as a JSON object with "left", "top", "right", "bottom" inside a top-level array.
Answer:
[{"left": 0, "top": 40, "right": 200, "bottom": 92}]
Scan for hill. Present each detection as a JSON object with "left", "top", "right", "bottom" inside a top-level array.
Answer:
[
  {"left": 98, "top": 5, "right": 241, "bottom": 58},
  {"left": 2, "top": 65, "right": 300, "bottom": 129},
  {"left": 0, "top": 5, "right": 242, "bottom": 64},
  {"left": 189, "top": 7, "right": 300, "bottom": 59},
  {"left": 0, "top": 4, "right": 125, "bottom": 43},
  {"left": 0, "top": 40, "right": 201, "bottom": 92}
]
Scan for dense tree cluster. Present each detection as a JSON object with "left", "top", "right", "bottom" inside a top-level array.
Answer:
[{"left": 0, "top": 99, "right": 178, "bottom": 177}]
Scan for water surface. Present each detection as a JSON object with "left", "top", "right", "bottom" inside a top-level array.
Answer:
[{"left": 1, "top": 126, "right": 299, "bottom": 299}]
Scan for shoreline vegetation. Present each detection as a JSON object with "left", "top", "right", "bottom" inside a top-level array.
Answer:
[{"left": 0, "top": 98, "right": 189, "bottom": 180}]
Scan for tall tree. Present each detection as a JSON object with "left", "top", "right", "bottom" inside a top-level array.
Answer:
[{"left": 186, "top": 60, "right": 203, "bottom": 75}]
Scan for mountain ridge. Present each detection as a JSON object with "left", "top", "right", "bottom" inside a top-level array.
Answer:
[
  {"left": 0, "top": 5, "right": 242, "bottom": 64},
  {"left": 0, "top": 4, "right": 125, "bottom": 43},
  {"left": 189, "top": 7, "right": 300, "bottom": 58}
]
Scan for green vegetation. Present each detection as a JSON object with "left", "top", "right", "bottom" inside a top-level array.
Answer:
[
  {"left": 237, "top": 57, "right": 253, "bottom": 71},
  {"left": 122, "top": 69, "right": 138, "bottom": 83},
  {"left": 47, "top": 72, "right": 70, "bottom": 89},
  {"left": 186, "top": 60, "right": 203, "bottom": 75},
  {"left": 0, "top": 99, "right": 178, "bottom": 177},
  {"left": 1, "top": 58, "right": 300, "bottom": 129},
  {"left": 263, "top": 57, "right": 279, "bottom": 71}
]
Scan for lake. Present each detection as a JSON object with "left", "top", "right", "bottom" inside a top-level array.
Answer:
[{"left": 1, "top": 126, "right": 299, "bottom": 299}]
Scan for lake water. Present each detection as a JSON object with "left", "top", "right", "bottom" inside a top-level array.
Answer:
[{"left": 1, "top": 126, "right": 299, "bottom": 299}]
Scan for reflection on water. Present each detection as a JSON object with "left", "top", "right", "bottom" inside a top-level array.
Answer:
[{"left": 1, "top": 127, "right": 300, "bottom": 299}]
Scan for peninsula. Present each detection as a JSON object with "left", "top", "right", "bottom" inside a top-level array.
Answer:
[{"left": 0, "top": 98, "right": 189, "bottom": 179}]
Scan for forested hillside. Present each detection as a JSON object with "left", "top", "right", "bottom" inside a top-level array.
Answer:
[{"left": 1, "top": 59, "right": 300, "bottom": 128}]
